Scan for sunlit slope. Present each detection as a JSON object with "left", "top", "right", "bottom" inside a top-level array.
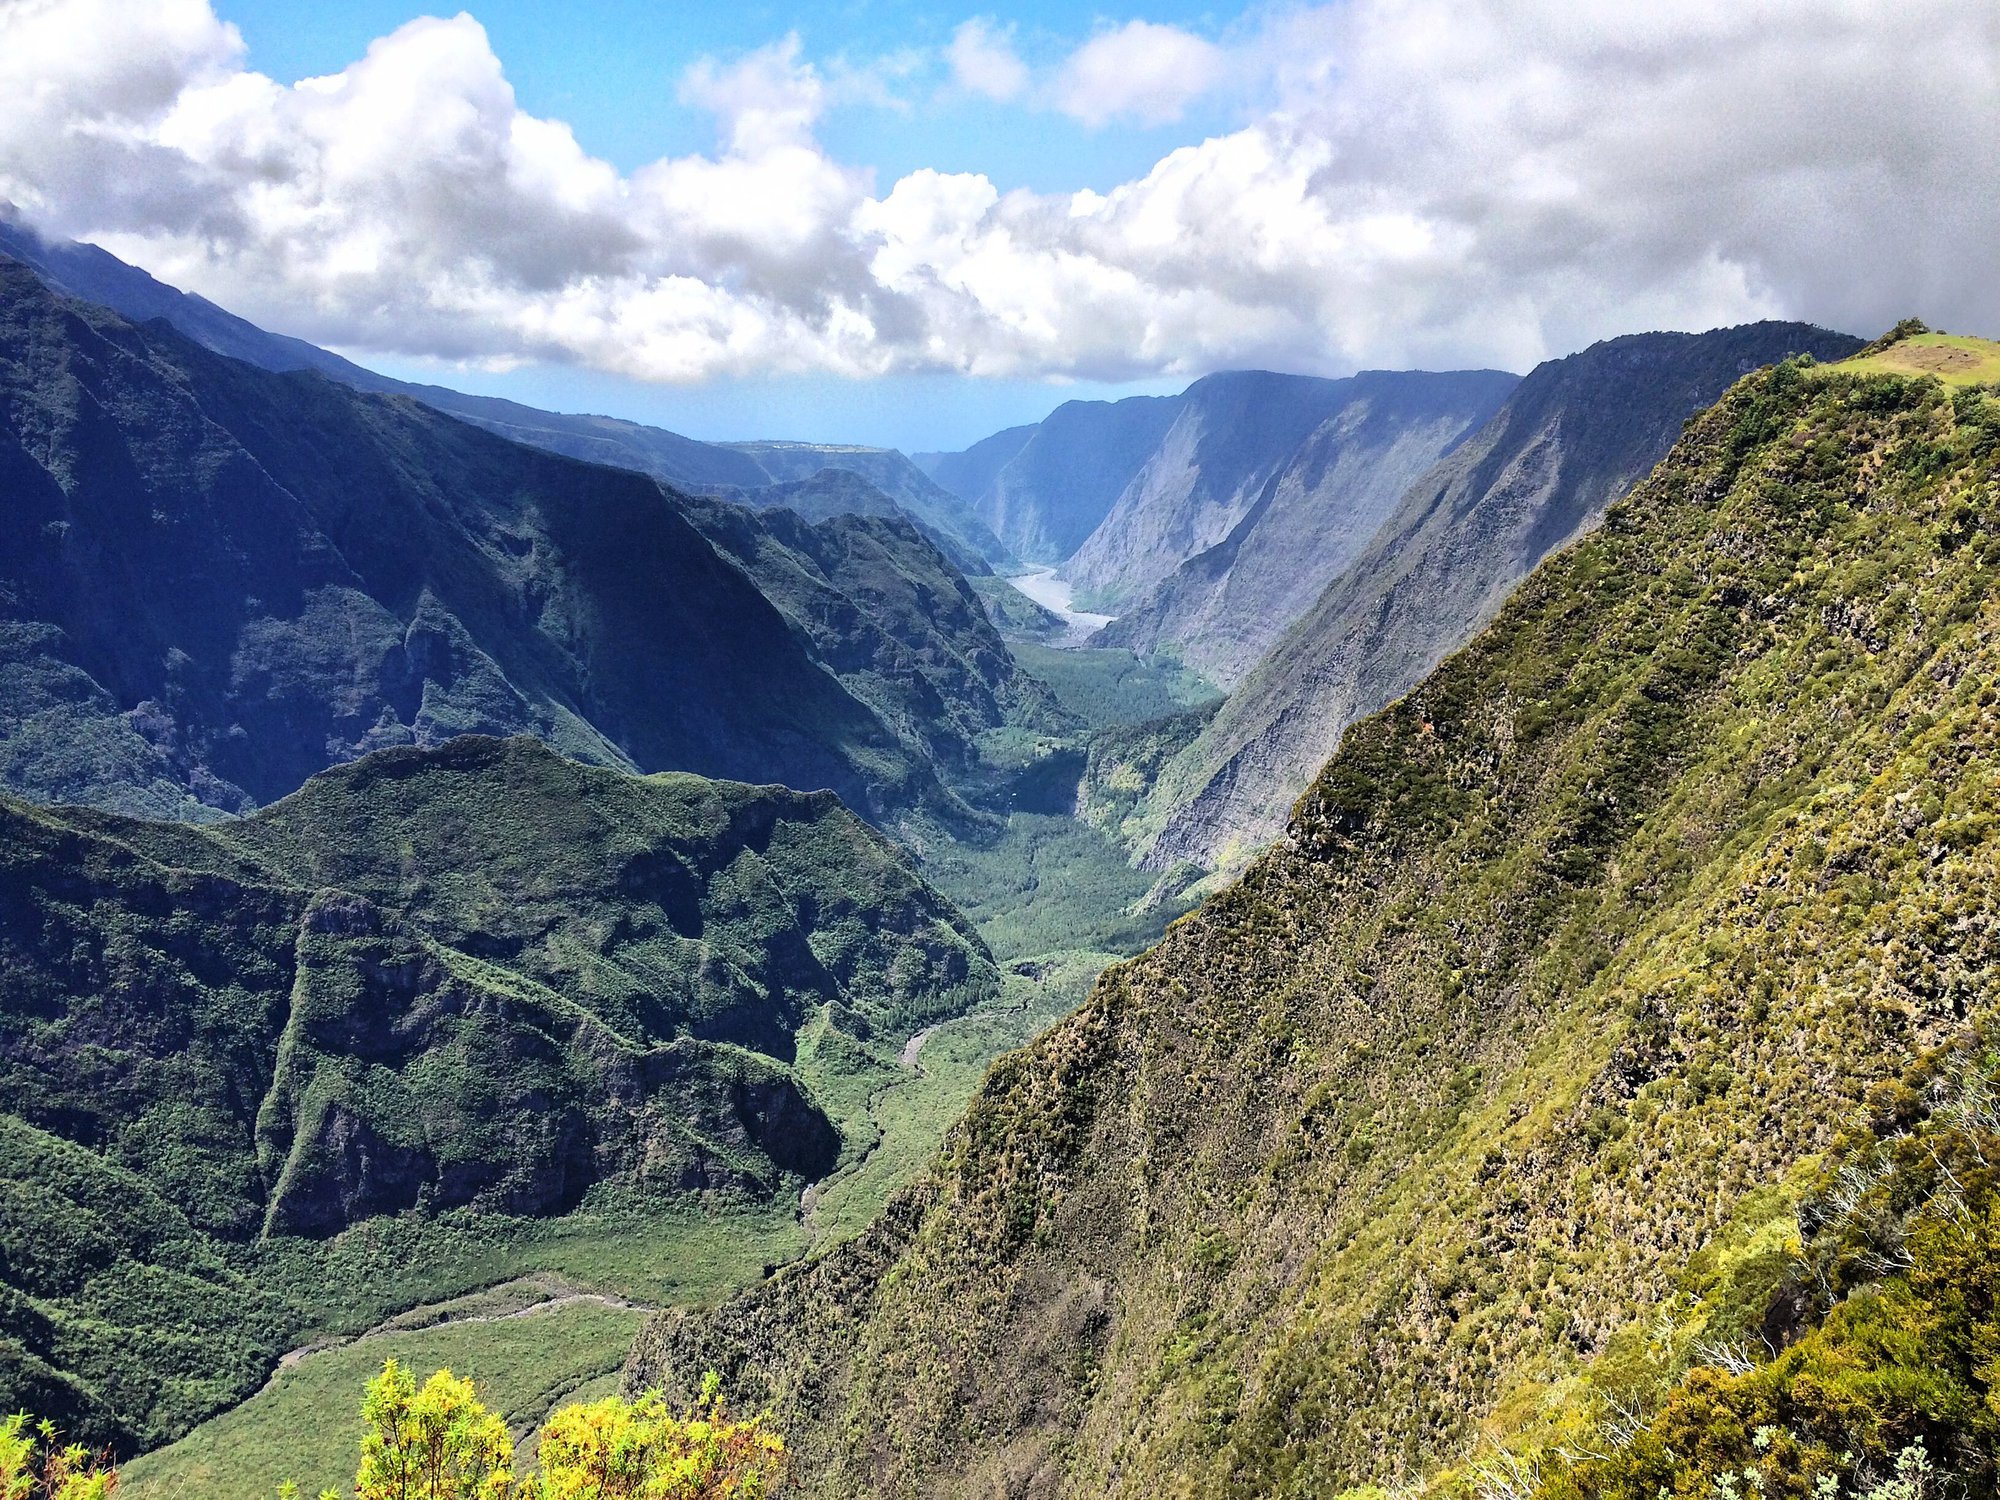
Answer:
[
  {"left": 1839, "top": 322, "right": 2000, "bottom": 385},
  {"left": 631, "top": 357, "right": 2000, "bottom": 1498}
]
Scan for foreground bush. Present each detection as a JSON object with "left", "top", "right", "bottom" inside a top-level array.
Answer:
[
  {"left": 346, "top": 1361, "right": 784, "bottom": 1500},
  {"left": 7, "top": 1360, "right": 783, "bottom": 1500},
  {"left": 0, "top": 1414, "right": 116, "bottom": 1500}
]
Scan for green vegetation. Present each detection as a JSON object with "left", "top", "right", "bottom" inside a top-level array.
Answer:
[
  {"left": 0, "top": 735, "right": 995, "bottom": 1455},
  {"left": 1076, "top": 706, "right": 1218, "bottom": 855},
  {"left": 1496, "top": 1027, "right": 2000, "bottom": 1500},
  {"left": 122, "top": 1296, "right": 646, "bottom": 1500},
  {"left": 0, "top": 261, "right": 1037, "bottom": 828},
  {"left": 1839, "top": 320, "right": 2000, "bottom": 386},
  {"left": 1132, "top": 322, "right": 1866, "bottom": 873},
  {"left": 1008, "top": 643, "right": 1220, "bottom": 729},
  {"left": 118, "top": 1355, "right": 785, "bottom": 1499},
  {"left": 919, "top": 812, "right": 1201, "bottom": 961},
  {"left": 0, "top": 1413, "right": 115, "bottom": 1500},
  {"left": 801, "top": 956, "right": 1106, "bottom": 1248},
  {"left": 629, "top": 358, "right": 2000, "bottom": 1498}
]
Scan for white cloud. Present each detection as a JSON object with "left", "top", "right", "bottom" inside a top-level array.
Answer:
[
  {"left": 1050, "top": 20, "right": 1227, "bottom": 127},
  {"left": 947, "top": 17, "right": 1029, "bottom": 102},
  {"left": 2, "top": 0, "right": 1997, "bottom": 387}
]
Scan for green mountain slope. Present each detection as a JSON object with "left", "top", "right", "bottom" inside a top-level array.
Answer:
[
  {"left": 678, "top": 495, "right": 1070, "bottom": 784},
  {"left": 0, "top": 735, "right": 997, "bottom": 1453},
  {"left": 0, "top": 262, "right": 977, "bottom": 825},
  {"left": 1139, "top": 321, "right": 1863, "bottom": 872},
  {"left": 628, "top": 357, "right": 2000, "bottom": 1497}
]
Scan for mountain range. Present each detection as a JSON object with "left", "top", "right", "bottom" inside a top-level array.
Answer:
[
  {"left": 1131, "top": 321, "right": 1867, "bottom": 868},
  {"left": 11, "top": 210, "right": 1987, "bottom": 1500},
  {"left": 0, "top": 257, "right": 1062, "bottom": 827},
  {"left": 629, "top": 343, "right": 2000, "bottom": 1498},
  {"left": 0, "top": 216, "right": 1009, "bottom": 572}
]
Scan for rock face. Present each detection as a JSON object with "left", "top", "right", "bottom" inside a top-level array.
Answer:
[
  {"left": 1140, "top": 322, "right": 1866, "bottom": 869},
  {"left": 1064, "top": 371, "right": 1421, "bottom": 608},
  {"left": 0, "top": 261, "right": 1056, "bottom": 825},
  {"left": 1094, "top": 368, "right": 1519, "bottom": 683},
  {"left": 627, "top": 355, "right": 2000, "bottom": 1500},
  {"left": 954, "top": 393, "right": 1183, "bottom": 565},
  {"left": 0, "top": 735, "right": 998, "bottom": 1447}
]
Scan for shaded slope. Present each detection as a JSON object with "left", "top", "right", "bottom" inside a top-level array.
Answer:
[
  {"left": 964, "top": 393, "right": 1183, "bottom": 565},
  {"left": 0, "top": 213, "right": 770, "bottom": 492},
  {"left": 0, "top": 735, "right": 997, "bottom": 1450},
  {"left": 1143, "top": 321, "right": 1863, "bottom": 869},
  {"left": 1096, "top": 368, "right": 1519, "bottom": 682},
  {"left": 0, "top": 262, "right": 948, "bottom": 823},
  {"left": 914, "top": 424, "right": 1035, "bottom": 508},
  {"left": 1064, "top": 370, "right": 1397, "bottom": 607},
  {"left": 0, "top": 218, "right": 1010, "bottom": 562},
  {"left": 721, "top": 442, "right": 1011, "bottom": 571},
  {"left": 629, "top": 358, "right": 2000, "bottom": 1498},
  {"left": 676, "top": 495, "right": 1070, "bottom": 780}
]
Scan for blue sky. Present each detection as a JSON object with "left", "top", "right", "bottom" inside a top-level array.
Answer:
[{"left": 212, "top": 0, "right": 1245, "bottom": 192}]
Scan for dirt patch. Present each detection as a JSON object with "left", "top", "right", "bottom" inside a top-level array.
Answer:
[{"left": 1887, "top": 345, "right": 1986, "bottom": 374}]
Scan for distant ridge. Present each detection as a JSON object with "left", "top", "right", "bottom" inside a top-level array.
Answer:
[
  {"left": 0, "top": 259, "right": 1055, "bottom": 824},
  {"left": 1139, "top": 320, "right": 1867, "bottom": 869},
  {"left": 0, "top": 216, "right": 1006, "bottom": 565}
]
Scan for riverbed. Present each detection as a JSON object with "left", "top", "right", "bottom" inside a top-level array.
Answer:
[{"left": 1006, "top": 567, "right": 1113, "bottom": 646}]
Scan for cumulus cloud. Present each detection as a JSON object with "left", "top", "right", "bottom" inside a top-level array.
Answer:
[
  {"left": 947, "top": 17, "right": 1029, "bottom": 102},
  {"left": 1050, "top": 20, "right": 1227, "bottom": 127},
  {"left": 1, "top": 0, "right": 1996, "bottom": 385}
]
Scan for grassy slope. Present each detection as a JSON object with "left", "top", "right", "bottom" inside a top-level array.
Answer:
[
  {"left": 1009, "top": 643, "right": 1220, "bottom": 730},
  {"left": 628, "top": 361, "right": 2000, "bottom": 1498},
  {"left": 1840, "top": 330, "right": 2000, "bottom": 385},
  {"left": 121, "top": 1292, "right": 646, "bottom": 1499}
]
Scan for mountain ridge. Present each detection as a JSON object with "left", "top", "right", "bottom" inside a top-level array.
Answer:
[
  {"left": 1092, "top": 366, "right": 1520, "bottom": 683},
  {"left": 0, "top": 732, "right": 998, "bottom": 1450},
  {"left": 1136, "top": 320, "right": 1866, "bottom": 869},
  {"left": 0, "top": 259, "right": 1054, "bottom": 827},
  {"left": 627, "top": 353, "right": 2000, "bottom": 1497}
]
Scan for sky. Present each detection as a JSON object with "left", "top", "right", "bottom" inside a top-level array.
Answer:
[{"left": 2, "top": 0, "right": 1998, "bottom": 450}]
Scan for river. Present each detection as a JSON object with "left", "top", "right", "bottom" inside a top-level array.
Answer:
[{"left": 1006, "top": 567, "right": 1113, "bottom": 646}]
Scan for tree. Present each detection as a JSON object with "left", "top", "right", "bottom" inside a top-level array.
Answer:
[
  {"left": 534, "top": 1374, "right": 786, "bottom": 1500},
  {"left": 356, "top": 1361, "right": 516, "bottom": 1500}
]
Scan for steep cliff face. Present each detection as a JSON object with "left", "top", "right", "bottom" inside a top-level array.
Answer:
[
  {"left": 629, "top": 357, "right": 2000, "bottom": 1497},
  {"left": 0, "top": 735, "right": 997, "bottom": 1449},
  {"left": 962, "top": 394, "right": 1184, "bottom": 565},
  {"left": 1094, "top": 368, "right": 1519, "bottom": 684},
  {"left": 1056, "top": 372, "right": 1349, "bottom": 606},
  {"left": 1141, "top": 322, "right": 1865, "bottom": 870}
]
